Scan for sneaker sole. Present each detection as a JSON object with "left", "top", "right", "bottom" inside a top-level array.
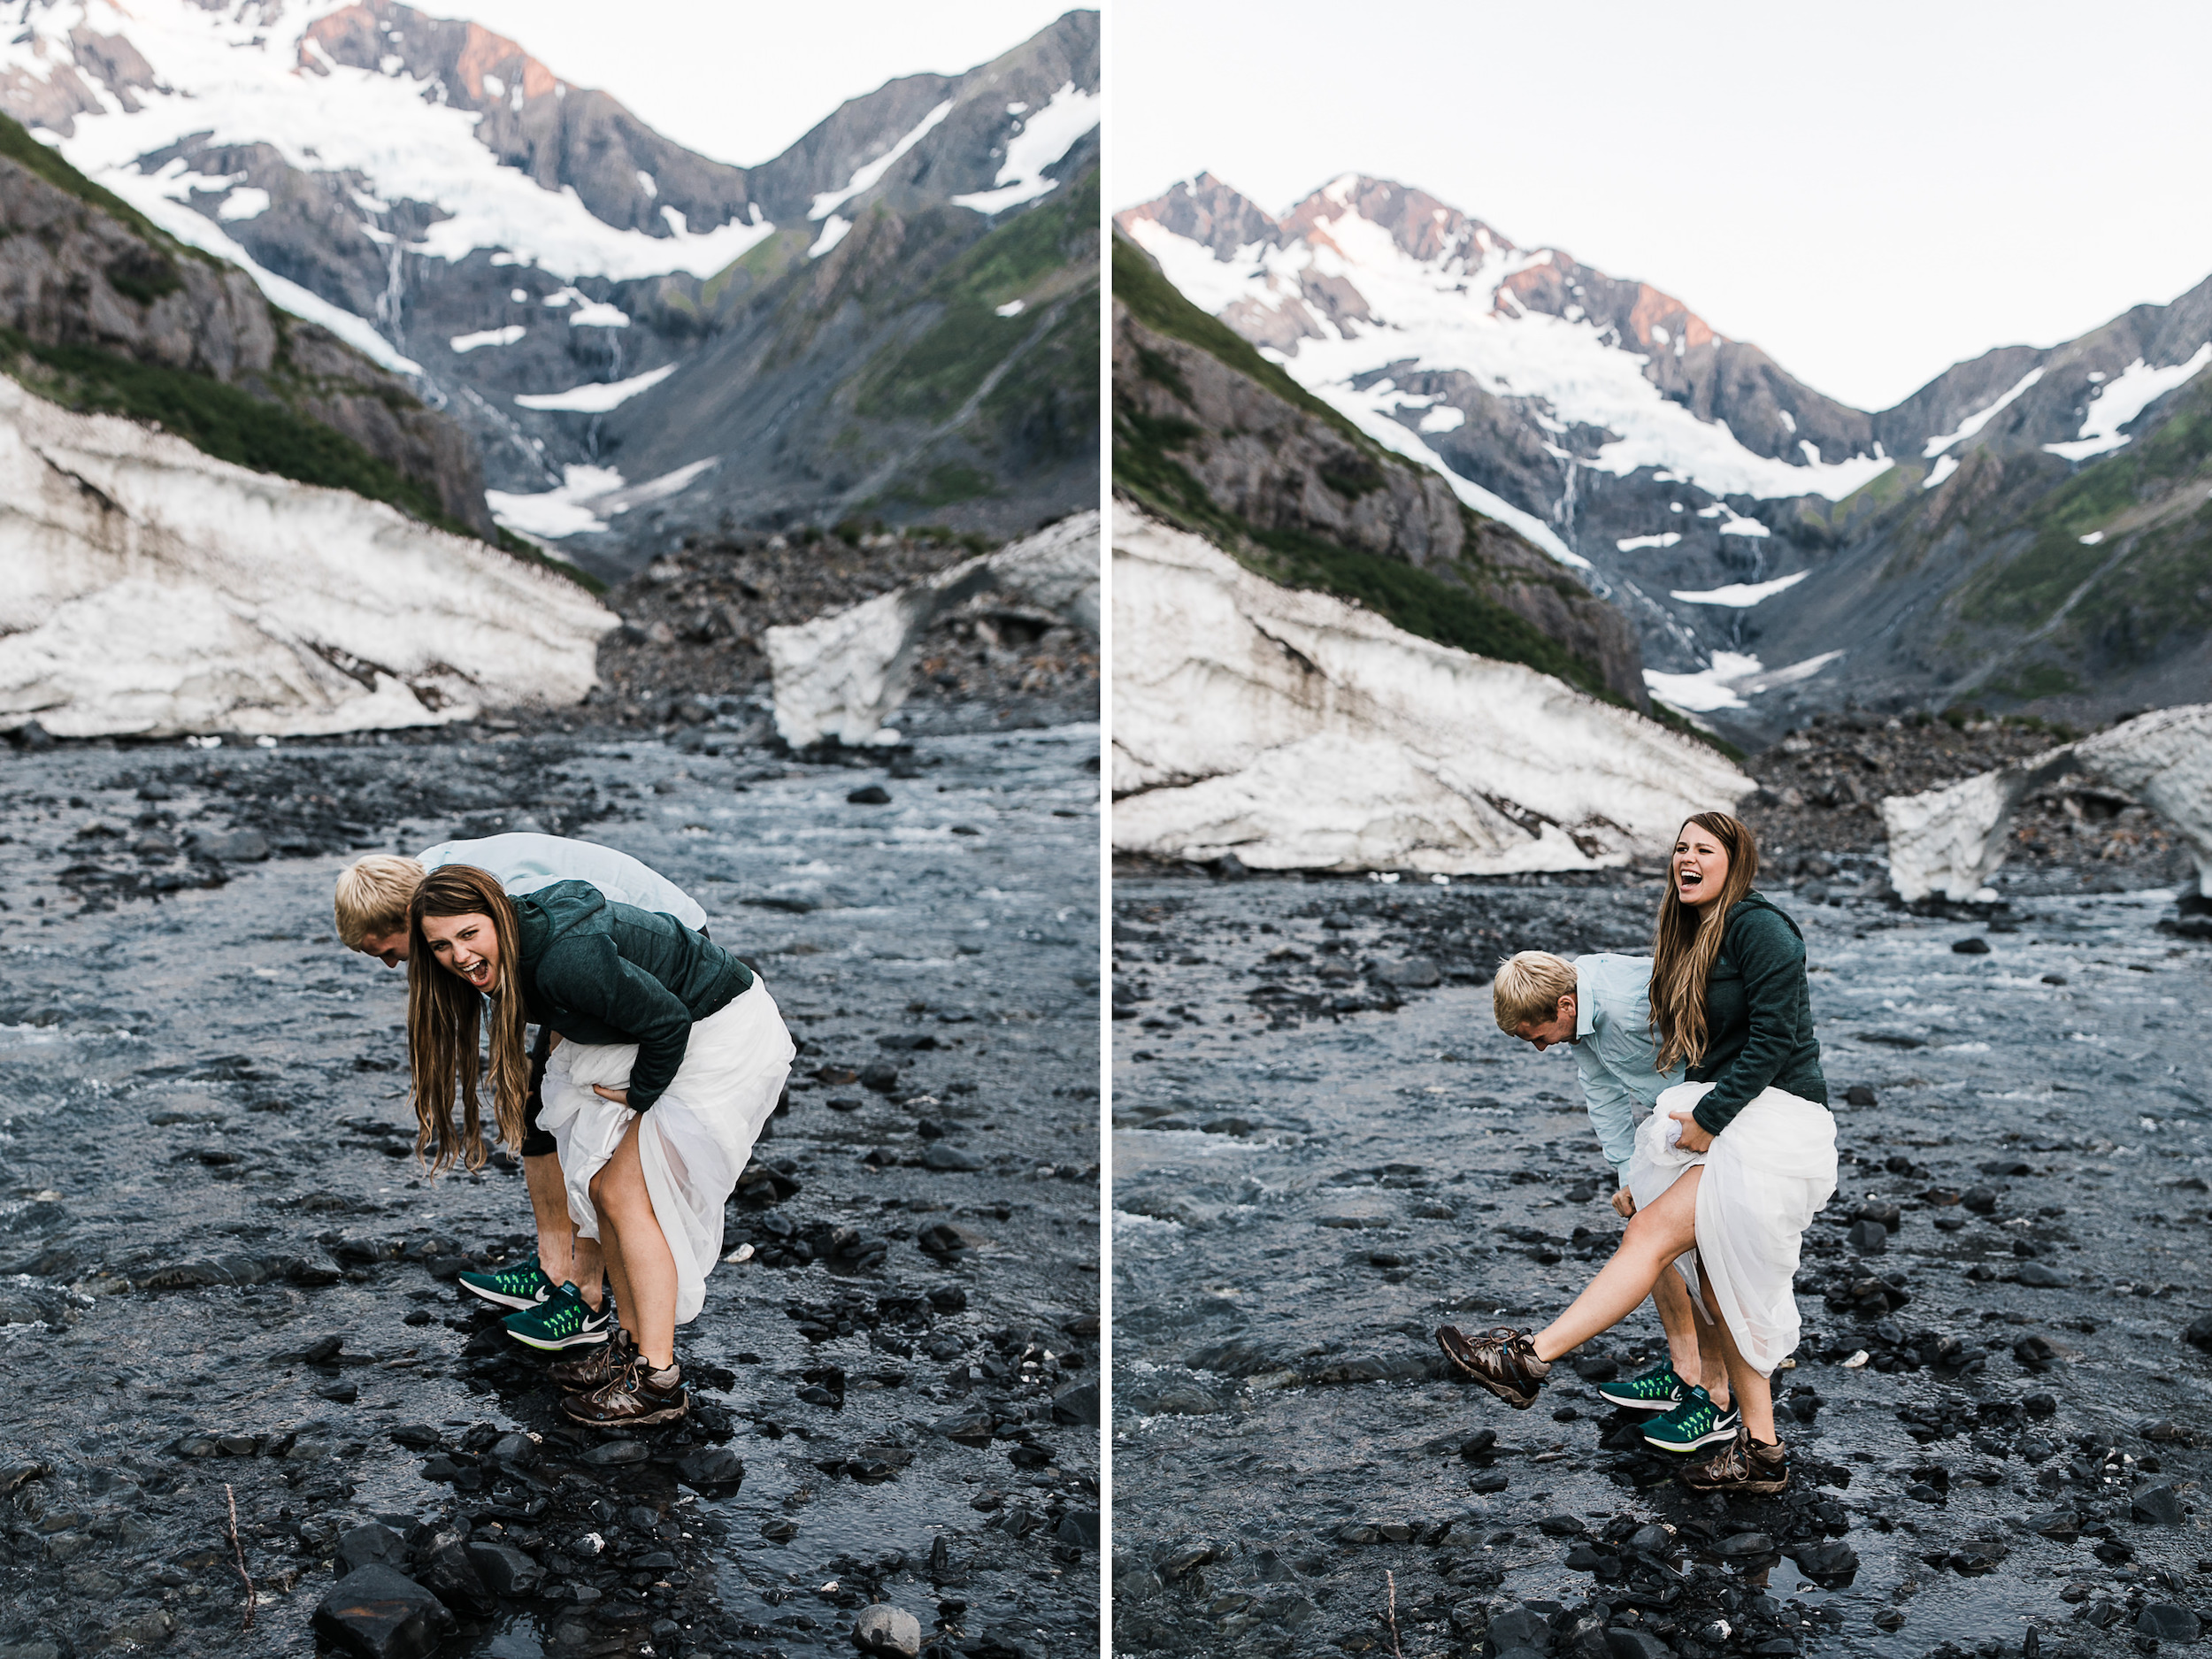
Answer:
[
  {"left": 1684, "top": 1469, "right": 1789, "bottom": 1495},
  {"left": 505, "top": 1322, "right": 612, "bottom": 1352},
  {"left": 1598, "top": 1387, "right": 1685, "bottom": 1413},
  {"left": 1645, "top": 1418, "right": 1742, "bottom": 1453},
  {"left": 460, "top": 1281, "right": 547, "bottom": 1312},
  {"left": 1434, "top": 1327, "right": 1540, "bottom": 1409}
]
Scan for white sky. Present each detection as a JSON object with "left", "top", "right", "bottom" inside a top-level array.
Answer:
[
  {"left": 441, "top": 2, "right": 1081, "bottom": 169},
  {"left": 1114, "top": 0, "right": 2212, "bottom": 411}
]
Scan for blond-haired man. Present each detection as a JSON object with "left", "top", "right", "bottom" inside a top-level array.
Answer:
[
  {"left": 1489, "top": 949, "right": 1737, "bottom": 1449},
  {"left": 334, "top": 833, "right": 708, "bottom": 1352}
]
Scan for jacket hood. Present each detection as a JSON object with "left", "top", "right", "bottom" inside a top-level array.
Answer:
[
  {"left": 1728, "top": 889, "right": 1803, "bottom": 941},
  {"left": 515, "top": 879, "right": 609, "bottom": 960}
]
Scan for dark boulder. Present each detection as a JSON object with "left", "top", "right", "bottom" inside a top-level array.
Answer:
[{"left": 310, "top": 1565, "right": 457, "bottom": 1659}]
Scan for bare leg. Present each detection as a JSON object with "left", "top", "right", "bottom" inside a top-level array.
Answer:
[
  {"left": 1696, "top": 1262, "right": 1774, "bottom": 1441},
  {"left": 1693, "top": 1278, "right": 1732, "bottom": 1410},
  {"left": 1655, "top": 1256, "right": 1717, "bottom": 1407},
  {"left": 524, "top": 1152, "right": 576, "bottom": 1286},
  {"left": 588, "top": 1118, "right": 680, "bottom": 1370},
  {"left": 1531, "top": 1172, "right": 1701, "bottom": 1363}
]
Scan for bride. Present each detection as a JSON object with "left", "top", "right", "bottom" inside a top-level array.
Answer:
[{"left": 1436, "top": 812, "right": 1837, "bottom": 1494}]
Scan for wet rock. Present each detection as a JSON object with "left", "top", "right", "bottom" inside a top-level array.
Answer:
[
  {"left": 861, "top": 1062, "right": 900, "bottom": 1092},
  {"left": 852, "top": 1602, "right": 924, "bottom": 1656},
  {"left": 933, "top": 1408, "right": 996, "bottom": 1447},
  {"left": 1717, "top": 1532, "right": 1775, "bottom": 1559},
  {"left": 1373, "top": 957, "right": 1440, "bottom": 988},
  {"left": 580, "top": 1440, "right": 649, "bottom": 1467},
  {"left": 2016, "top": 1262, "right": 2068, "bottom": 1288},
  {"left": 1536, "top": 1513, "right": 1586, "bottom": 1537},
  {"left": 418, "top": 1540, "right": 495, "bottom": 1618},
  {"left": 2136, "top": 1603, "right": 2201, "bottom": 1642},
  {"left": 1844, "top": 1083, "right": 1878, "bottom": 1106},
  {"left": 338, "top": 1522, "right": 407, "bottom": 1575},
  {"left": 1606, "top": 1633, "right": 1671, "bottom": 1659},
  {"left": 1793, "top": 1540, "right": 1858, "bottom": 1581},
  {"left": 920, "top": 1144, "right": 983, "bottom": 1172},
  {"left": 1961, "top": 1186, "right": 2000, "bottom": 1214},
  {"left": 2131, "top": 1482, "right": 2184, "bottom": 1525},
  {"left": 311, "top": 1564, "right": 457, "bottom": 1659},
  {"left": 1952, "top": 937, "right": 1990, "bottom": 954},
  {"left": 1053, "top": 1379, "right": 1100, "bottom": 1425},
  {"left": 464, "top": 1540, "right": 544, "bottom": 1598},
  {"left": 675, "top": 1447, "right": 744, "bottom": 1493},
  {"left": 388, "top": 1424, "right": 440, "bottom": 1450},
  {"left": 1468, "top": 1469, "right": 1509, "bottom": 1494},
  {"left": 1847, "top": 1219, "right": 1888, "bottom": 1254},
  {"left": 916, "top": 1222, "right": 987, "bottom": 1258},
  {"left": 2184, "top": 1311, "right": 2212, "bottom": 1351},
  {"left": 2028, "top": 1508, "right": 2079, "bottom": 1540},
  {"left": 847, "top": 786, "right": 892, "bottom": 805},
  {"left": 1056, "top": 1509, "right": 1100, "bottom": 1549}
]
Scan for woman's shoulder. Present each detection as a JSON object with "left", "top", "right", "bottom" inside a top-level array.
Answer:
[{"left": 1724, "top": 893, "right": 1805, "bottom": 951}]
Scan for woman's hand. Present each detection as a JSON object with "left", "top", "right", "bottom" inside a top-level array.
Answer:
[
  {"left": 1669, "top": 1106, "right": 1715, "bottom": 1154},
  {"left": 592, "top": 1085, "right": 632, "bottom": 1108}
]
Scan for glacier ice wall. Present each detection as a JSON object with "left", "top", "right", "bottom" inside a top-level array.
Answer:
[
  {"left": 1111, "top": 507, "right": 1753, "bottom": 873},
  {"left": 0, "top": 376, "right": 614, "bottom": 738},
  {"left": 766, "top": 511, "right": 1099, "bottom": 747},
  {"left": 1882, "top": 704, "right": 2212, "bottom": 901}
]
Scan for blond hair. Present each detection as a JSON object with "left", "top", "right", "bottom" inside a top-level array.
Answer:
[
  {"left": 1649, "top": 811, "right": 1761, "bottom": 1073},
  {"left": 334, "top": 854, "right": 426, "bottom": 947},
  {"left": 1493, "top": 950, "right": 1579, "bottom": 1033},
  {"left": 406, "top": 865, "right": 531, "bottom": 1171}
]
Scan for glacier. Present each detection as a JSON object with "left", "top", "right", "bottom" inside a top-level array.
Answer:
[
  {"left": 766, "top": 513, "right": 1101, "bottom": 749},
  {"left": 1111, "top": 508, "right": 1752, "bottom": 874},
  {"left": 0, "top": 377, "right": 614, "bottom": 738},
  {"left": 1882, "top": 705, "right": 2212, "bottom": 902}
]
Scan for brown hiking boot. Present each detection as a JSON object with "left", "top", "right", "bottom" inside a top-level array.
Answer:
[
  {"left": 561, "top": 1355, "right": 688, "bottom": 1428},
  {"left": 1434, "top": 1325, "right": 1551, "bottom": 1409},
  {"left": 1682, "top": 1426, "right": 1789, "bottom": 1494},
  {"left": 549, "top": 1328, "right": 633, "bottom": 1391}
]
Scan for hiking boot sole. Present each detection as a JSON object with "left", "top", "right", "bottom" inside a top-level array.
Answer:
[
  {"left": 505, "top": 1320, "right": 612, "bottom": 1352},
  {"left": 1647, "top": 1416, "right": 1744, "bottom": 1454},
  {"left": 459, "top": 1280, "right": 546, "bottom": 1312},
  {"left": 1684, "top": 1463, "right": 1789, "bottom": 1494},
  {"left": 561, "top": 1393, "right": 688, "bottom": 1428},
  {"left": 1434, "top": 1326, "right": 1541, "bottom": 1409}
]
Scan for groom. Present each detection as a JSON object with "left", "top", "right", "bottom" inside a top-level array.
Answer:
[
  {"left": 333, "top": 832, "right": 709, "bottom": 1354},
  {"left": 1476, "top": 950, "right": 1738, "bottom": 1453}
]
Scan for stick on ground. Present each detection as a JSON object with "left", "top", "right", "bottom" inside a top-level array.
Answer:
[{"left": 225, "top": 1483, "right": 256, "bottom": 1632}]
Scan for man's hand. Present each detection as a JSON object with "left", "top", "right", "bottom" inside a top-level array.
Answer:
[
  {"left": 1669, "top": 1106, "right": 1715, "bottom": 1154},
  {"left": 591, "top": 1085, "right": 631, "bottom": 1108},
  {"left": 1610, "top": 1187, "right": 1637, "bottom": 1219}
]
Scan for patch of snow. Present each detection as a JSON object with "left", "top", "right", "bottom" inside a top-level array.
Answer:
[
  {"left": 481, "top": 72, "right": 503, "bottom": 97},
  {"left": 1616, "top": 532, "right": 1683, "bottom": 552},
  {"left": 995, "top": 299, "right": 1027, "bottom": 318},
  {"left": 1670, "top": 571, "right": 1809, "bottom": 607},
  {"left": 1417, "top": 405, "right": 1464, "bottom": 434},
  {"left": 1717, "top": 511, "right": 1770, "bottom": 537},
  {"left": 485, "top": 464, "right": 626, "bottom": 539},
  {"left": 951, "top": 81, "right": 1099, "bottom": 214},
  {"left": 2043, "top": 345, "right": 2212, "bottom": 462},
  {"left": 1923, "top": 367, "right": 2045, "bottom": 456},
  {"left": 7, "top": 0, "right": 779, "bottom": 280},
  {"left": 1006, "top": 101, "right": 1027, "bottom": 114},
  {"left": 1643, "top": 652, "right": 1765, "bottom": 712},
  {"left": 808, "top": 98, "right": 955, "bottom": 221},
  {"left": 511, "top": 363, "right": 677, "bottom": 414},
  {"left": 596, "top": 457, "right": 718, "bottom": 518},
  {"left": 2079, "top": 530, "right": 2105, "bottom": 545},
  {"left": 539, "top": 288, "right": 626, "bottom": 327},
  {"left": 449, "top": 324, "right": 526, "bottom": 352},
  {"left": 510, "top": 288, "right": 529, "bottom": 303},
  {"left": 1111, "top": 508, "right": 1750, "bottom": 873},
  {"left": 1923, "top": 453, "right": 1958, "bottom": 490},
  {"left": 215, "top": 185, "right": 269, "bottom": 219},
  {"left": 769, "top": 513, "right": 1099, "bottom": 747},
  {"left": 634, "top": 169, "right": 656, "bottom": 197},
  {"left": 0, "top": 375, "right": 611, "bottom": 737},
  {"left": 809, "top": 215, "right": 853, "bottom": 258}
]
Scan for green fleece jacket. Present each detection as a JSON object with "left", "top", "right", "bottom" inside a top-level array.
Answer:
[
  {"left": 1686, "top": 891, "right": 1827, "bottom": 1136},
  {"left": 514, "top": 880, "right": 750, "bottom": 1111}
]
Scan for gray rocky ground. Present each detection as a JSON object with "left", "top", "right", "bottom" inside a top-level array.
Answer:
[
  {"left": 0, "top": 718, "right": 1100, "bottom": 1659},
  {"left": 1111, "top": 867, "right": 2212, "bottom": 1659}
]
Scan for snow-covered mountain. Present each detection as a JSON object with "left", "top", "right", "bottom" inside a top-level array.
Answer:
[
  {"left": 4, "top": 1, "right": 1101, "bottom": 574},
  {"left": 1118, "top": 173, "right": 2212, "bottom": 734}
]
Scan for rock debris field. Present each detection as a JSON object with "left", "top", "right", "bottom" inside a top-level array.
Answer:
[
  {"left": 0, "top": 720, "right": 1100, "bottom": 1659},
  {"left": 1112, "top": 869, "right": 2212, "bottom": 1659}
]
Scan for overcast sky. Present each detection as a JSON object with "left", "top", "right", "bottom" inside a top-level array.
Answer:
[
  {"left": 1114, "top": 0, "right": 2212, "bottom": 411},
  {"left": 446, "top": 2, "right": 1081, "bottom": 169}
]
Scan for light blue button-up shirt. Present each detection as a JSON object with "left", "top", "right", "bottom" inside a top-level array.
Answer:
[{"left": 1571, "top": 952, "right": 1683, "bottom": 1187}]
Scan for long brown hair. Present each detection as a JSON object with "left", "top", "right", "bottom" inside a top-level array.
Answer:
[
  {"left": 406, "top": 865, "right": 530, "bottom": 1171},
  {"left": 1648, "top": 811, "right": 1760, "bottom": 1074}
]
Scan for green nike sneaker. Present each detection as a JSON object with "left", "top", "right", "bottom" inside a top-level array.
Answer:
[
  {"left": 1642, "top": 1386, "right": 1742, "bottom": 1454},
  {"left": 503, "top": 1281, "right": 611, "bottom": 1351},
  {"left": 1597, "top": 1363, "right": 1689, "bottom": 1413},
  {"left": 457, "top": 1256, "right": 554, "bottom": 1312}
]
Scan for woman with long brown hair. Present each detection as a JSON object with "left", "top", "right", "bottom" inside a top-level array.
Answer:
[
  {"left": 409, "top": 864, "right": 794, "bottom": 1428},
  {"left": 1435, "top": 811, "right": 1837, "bottom": 1494}
]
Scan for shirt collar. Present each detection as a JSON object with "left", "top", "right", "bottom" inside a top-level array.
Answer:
[{"left": 1574, "top": 969, "right": 1596, "bottom": 1041}]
